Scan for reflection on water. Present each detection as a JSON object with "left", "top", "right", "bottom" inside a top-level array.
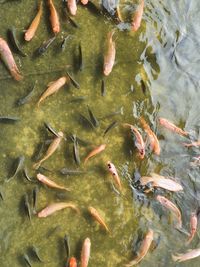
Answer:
[{"left": 0, "top": 0, "right": 200, "bottom": 266}]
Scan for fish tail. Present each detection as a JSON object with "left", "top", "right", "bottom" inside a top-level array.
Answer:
[
  {"left": 172, "top": 254, "right": 181, "bottom": 262},
  {"left": 11, "top": 69, "right": 23, "bottom": 81},
  {"left": 33, "top": 161, "right": 41, "bottom": 170}
]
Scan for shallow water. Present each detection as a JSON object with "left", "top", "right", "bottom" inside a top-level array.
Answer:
[{"left": 0, "top": 0, "right": 200, "bottom": 266}]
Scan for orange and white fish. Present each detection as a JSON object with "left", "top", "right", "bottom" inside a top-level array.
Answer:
[
  {"left": 67, "top": 0, "right": 77, "bottom": 16},
  {"left": 36, "top": 173, "right": 70, "bottom": 191},
  {"left": 103, "top": 31, "right": 116, "bottom": 76},
  {"left": 186, "top": 212, "right": 198, "bottom": 245},
  {"left": 88, "top": 206, "right": 110, "bottom": 233},
  {"left": 107, "top": 161, "right": 122, "bottom": 191},
  {"left": 140, "top": 173, "right": 183, "bottom": 192},
  {"left": 140, "top": 117, "right": 160, "bottom": 155},
  {"left": 131, "top": 0, "right": 144, "bottom": 32},
  {"left": 38, "top": 202, "right": 79, "bottom": 217},
  {"left": 0, "top": 37, "right": 23, "bottom": 81},
  {"left": 123, "top": 123, "right": 145, "bottom": 159},
  {"left": 80, "top": 238, "right": 91, "bottom": 267},
  {"left": 68, "top": 257, "right": 77, "bottom": 267},
  {"left": 159, "top": 118, "right": 188, "bottom": 137},
  {"left": 183, "top": 141, "right": 200, "bottom": 147},
  {"left": 48, "top": 0, "right": 60, "bottom": 34},
  {"left": 125, "top": 229, "right": 154, "bottom": 266},
  {"left": 33, "top": 131, "right": 64, "bottom": 169},
  {"left": 81, "top": 0, "right": 88, "bottom": 5},
  {"left": 156, "top": 195, "right": 182, "bottom": 229},
  {"left": 24, "top": 1, "right": 42, "bottom": 41},
  {"left": 84, "top": 144, "right": 106, "bottom": 164},
  {"left": 172, "top": 248, "right": 200, "bottom": 262},
  {"left": 37, "top": 76, "right": 69, "bottom": 106}
]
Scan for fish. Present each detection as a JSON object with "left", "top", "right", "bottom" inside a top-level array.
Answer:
[
  {"left": 140, "top": 80, "right": 146, "bottom": 94},
  {"left": 23, "top": 254, "right": 32, "bottom": 267},
  {"left": 100, "top": 106, "right": 124, "bottom": 119},
  {"left": 72, "top": 135, "right": 81, "bottom": 165},
  {"left": 37, "top": 173, "right": 70, "bottom": 191},
  {"left": 61, "top": 35, "right": 71, "bottom": 51},
  {"left": 156, "top": 195, "right": 182, "bottom": 229},
  {"left": 84, "top": 144, "right": 106, "bottom": 164},
  {"left": 68, "top": 257, "right": 77, "bottom": 267},
  {"left": 24, "top": 193, "right": 32, "bottom": 221},
  {"left": 140, "top": 173, "right": 183, "bottom": 192},
  {"left": 79, "top": 114, "right": 95, "bottom": 129},
  {"left": 140, "top": 117, "right": 160, "bottom": 155},
  {"left": 103, "top": 121, "right": 117, "bottom": 136},
  {"left": 60, "top": 168, "right": 87, "bottom": 175},
  {"left": 80, "top": 238, "right": 91, "bottom": 267},
  {"left": 67, "top": 72, "right": 80, "bottom": 89},
  {"left": 0, "top": 188, "right": 4, "bottom": 201},
  {"left": 159, "top": 117, "right": 188, "bottom": 137},
  {"left": 33, "top": 131, "right": 64, "bottom": 169},
  {"left": 172, "top": 248, "right": 200, "bottom": 262},
  {"left": 103, "top": 30, "right": 116, "bottom": 76},
  {"left": 183, "top": 141, "right": 200, "bottom": 147},
  {"left": 8, "top": 27, "right": 27, "bottom": 56},
  {"left": 87, "top": 105, "right": 99, "bottom": 127},
  {"left": 69, "top": 96, "right": 87, "bottom": 103},
  {"left": 37, "top": 76, "right": 69, "bottom": 106},
  {"left": 32, "top": 186, "right": 39, "bottom": 214},
  {"left": 17, "top": 81, "right": 37, "bottom": 106},
  {"left": 24, "top": 1, "right": 42, "bottom": 41},
  {"left": 48, "top": 0, "right": 60, "bottom": 34},
  {"left": 64, "top": 234, "right": 70, "bottom": 261},
  {"left": 78, "top": 43, "right": 83, "bottom": 71},
  {"left": 186, "top": 212, "right": 198, "bottom": 245},
  {"left": 88, "top": 206, "right": 110, "bottom": 233},
  {"left": 7, "top": 155, "right": 25, "bottom": 181},
  {"left": 81, "top": 0, "right": 88, "bottom": 5},
  {"left": 131, "top": 0, "right": 144, "bottom": 32},
  {"left": 124, "top": 229, "right": 153, "bottom": 267},
  {"left": 101, "top": 79, "right": 106, "bottom": 96},
  {"left": 107, "top": 161, "right": 122, "bottom": 191},
  {"left": 67, "top": 0, "right": 77, "bottom": 16},
  {"left": 38, "top": 202, "right": 79, "bottom": 217},
  {"left": 0, "top": 116, "right": 20, "bottom": 123},
  {"left": 23, "top": 168, "right": 34, "bottom": 182},
  {"left": 0, "top": 37, "right": 23, "bottom": 81},
  {"left": 123, "top": 123, "right": 145, "bottom": 159},
  {"left": 31, "top": 245, "right": 44, "bottom": 262},
  {"left": 36, "top": 36, "right": 56, "bottom": 56}
]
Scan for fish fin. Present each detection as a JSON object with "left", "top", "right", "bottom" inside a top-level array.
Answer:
[
  {"left": 47, "top": 81, "right": 55, "bottom": 87},
  {"left": 11, "top": 70, "right": 23, "bottom": 81},
  {"left": 33, "top": 162, "right": 41, "bottom": 170}
]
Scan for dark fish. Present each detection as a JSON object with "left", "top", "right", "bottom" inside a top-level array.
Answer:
[
  {"left": 78, "top": 43, "right": 83, "bottom": 71},
  {"left": 87, "top": 105, "right": 99, "bottom": 127},
  {"left": 17, "top": 81, "right": 37, "bottom": 106},
  {"left": 7, "top": 155, "right": 25, "bottom": 181},
  {"left": 72, "top": 135, "right": 81, "bottom": 165},
  {"left": 46, "top": 225, "right": 61, "bottom": 238},
  {"left": 24, "top": 193, "right": 32, "bottom": 221},
  {"left": 23, "top": 168, "right": 34, "bottom": 182},
  {"left": 32, "top": 186, "right": 39, "bottom": 214},
  {"left": 69, "top": 96, "right": 87, "bottom": 103},
  {"left": 31, "top": 245, "right": 44, "bottom": 262},
  {"left": 0, "top": 188, "right": 4, "bottom": 200},
  {"left": 8, "top": 27, "right": 27, "bottom": 57},
  {"left": 86, "top": 1, "right": 101, "bottom": 15},
  {"left": 141, "top": 79, "right": 146, "bottom": 94},
  {"left": 0, "top": 116, "right": 20, "bottom": 123},
  {"left": 61, "top": 35, "right": 71, "bottom": 51},
  {"left": 64, "top": 234, "right": 70, "bottom": 260},
  {"left": 23, "top": 254, "right": 32, "bottom": 267},
  {"left": 101, "top": 79, "right": 106, "bottom": 96},
  {"left": 60, "top": 168, "right": 87, "bottom": 175},
  {"left": 79, "top": 114, "right": 95, "bottom": 129},
  {"left": 100, "top": 106, "right": 124, "bottom": 120},
  {"left": 36, "top": 36, "right": 56, "bottom": 56},
  {"left": 67, "top": 72, "right": 80, "bottom": 89},
  {"left": 44, "top": 122, "right": 60, "bottom": 137},
  {"left": 103, "top": 121, "right": 117, "bottom": 136}
]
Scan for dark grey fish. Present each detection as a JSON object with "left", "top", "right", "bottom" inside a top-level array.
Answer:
[
  {"left": 8, "top": 27, "right": 27, "bottom": 57},
  {"left": 79, "top": 114, "right": 95, "bottom": 129},
  {"left": 0, "top": 189, "right": 4, "bottom": 200},
  {"left": 23, "top": 254, "right": 32, "bottom": 267},
  {"left": 87, "top": 105, "right": 99, "bottom": 127},
  {"left": 61, "top": 35, "right": 71, "bottom": 51},
  {"left": 36, "top": 36, "right": 56, "bottom": 56},
  {"left": 101, "top": 79, "right": 106, "bottom": 96},
  {"left": 44, "top": 122, "right": 60, "bottom": 137},
  {"left": 141, "top": 79, "right": 146, "bottom": 94},
  {"left": 86, "top": 1, "right": 101, "bottom": 15},
  {"left": 7, "top": 155, "right": 25, "bottom": 181},
  {"left": 0, "top": 116, "right": 20, "bottom": 123},
  {"left": 32, "top": 186, "right": 39, "bottom": 214},
  {"left": 78, "top": 43, "right": 83, "bottom": 71},
  {"left": 100, "top": 106, "right": 124, "bottom": 120},
  {"left": 72, "top": 135, "right": 80, "bottom": 165},
  {"left": 24, "top": 193, "right": 31, "bottom": 221},
  {"left": 60, "top": 168, "right": 87, "bottom": 175},
  {"left": 69, "top": 96, "right": 87, "bottom": 103},
  {"left": 67, "top": 72, "right": 80, "bottom": 89},
  {"left": 31, "top": 245, "right": 44, "bottom": 262},
  {"left": 17, "top": 81, "right": 37, "bottom": 106},
  {"left": 64, "top": 234, "right": 70, "bottom": 260},
  {"left": 103, "top": 121, "right": 117, "bottom": 136},
  {"left": 23, "top": 168, "right": 34, "bottom": 182},
  {"left": 46, "top": 225, "right": 61, "bottom": 238}
]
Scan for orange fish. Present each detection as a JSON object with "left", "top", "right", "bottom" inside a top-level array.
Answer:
[
  {"left": 84, "top": 144, "right": 106, "bottom": 164},
  {"left": 88, "top": 206, "right": 110, "bottom": 233},
  {"left": 0, "top": 37, "right": 23, "bottom": 81},
  {"left": 38, "top": 202, "right": 79, "bottom": 217},
  {"left": 159, "top": 117, "right": 188, "bottom": 137},
  {"left": 186, "top": 212, "right": 198, "bottom": 245},
  {"left": 68, "top": 257, "right": 77, "bottom": 267},
  {"left": 36, "top": 173, "right": 70, "bottom": 191},
  {"left": 140, "top": 117, "right": 160, "bottom": 155},
  {"left": 123, "top": 123, "right": 145, "bottom": 159},
  {"left": 48, "top": 0, "right": 60, "bottom": 34},
  {"left": 183, "top": 141, "right": 200, "bottom": 147},
  {"left": 107, "top": 161, "right": 122, "bottom": 191},
  {"left": 67, "top": 0, "right": 77, "bottom": 16},
  {"left": 25, "top": 1, "right": 42, "bottom": 41},
  {"left": 80, "top": 238, "right": 91, "bottom": 267},
  {"left": 125, "top": 229, "right": 153, "bottom": 266},
  {"left": 103, "top": 31, "right": 116, "bottom": 76},
  {"left": 172, "top": 248, "right": 200, "bottom": 262},
  {"left": 131, "top": 0, "right": 144, "bottom": 32}
]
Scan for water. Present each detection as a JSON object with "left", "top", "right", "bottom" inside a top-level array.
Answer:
[{"left": 0, "top": 0, "right": 200, "bottom": 266}]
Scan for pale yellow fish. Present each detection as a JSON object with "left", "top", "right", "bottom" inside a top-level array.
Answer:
[
  {"left": 186, "top": 212, "right": 197, "bottom": 245},
  {"left": 103, "top": 30, "right": 116, "bottom": 76},
  {"left": 88, "top": 206, "right": 110, "bottom": 233},
  {"left": 80, "top": 0, "right": 88, "bottom": 5},
  {"left": 172, "top": 248, "right": 200, "bottom": 262},
  {"left": 124, "top": 229, "right": 154, "bottom": 266},
  {"left": 131, "top": 0, "right": 144, "bottom": 32},
  {"left": 84, "top": 144, "right": 106, "bottom": 164},
  {"left": 80, "top": 238, "right": 91, "bottom": 267},
  {"left": 36, "top": 173, "right": 70, "bottom": 191},
  {"left": 33, "top": 131, "right": 64, "bottom": 169},
  {"left": 25, "top": 1, "right": 42, "bottom": 41},
  {"left": 159, "top": 117, "right": 188, "bottom": 136},
  {"left": 67, "top": 0, "right": 77, "bottom": 16},
  {"left": 107, "top": 161, "right": 122, "bottom": 191},
  {"left": 37, "top": 76, "right": 69, "bottom": 106},
  {"left": 48, "top": 0, "right": 60, "bottom": 34},
  {"left": 38, "top": 202, "right": 79, "bottom": 217}
]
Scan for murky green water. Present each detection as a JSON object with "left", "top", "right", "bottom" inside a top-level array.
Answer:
[{"left": 0, "top": 0, "right": 200, "bottom": 266}]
